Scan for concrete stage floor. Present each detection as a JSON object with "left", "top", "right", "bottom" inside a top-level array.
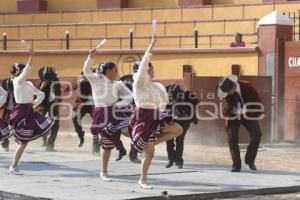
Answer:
[{"left": 1, "top": 146, "right": 300, "bottom": 200}]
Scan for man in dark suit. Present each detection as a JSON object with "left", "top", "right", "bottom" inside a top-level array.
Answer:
[
  {"left": 38, "top": 66, "right": 61, "bottom": 152},
  {"left": 72, "top": 72, "right": 95, "bottom": 151},
  {"left": 165, "top": 84, "right": 199, "bottom": 169},
  {"left": 217, "top": 75, "right": 263, "bottom": 172},
  {"left": 1, "top": 77, "right": 15, "bottom": 151}
]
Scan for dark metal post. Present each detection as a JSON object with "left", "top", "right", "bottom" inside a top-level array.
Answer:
[
  {"left": 3, "top": 32, "right": 7, "bottom": 50},
  {"left": 66, "top": 31, "right": 70, "bottom": 50},
  {"left": 129, "top": 29, "right": 134, "bottom": 49},
  {"left": 194, "top": 28, "right": 198, "bottom": 48}
]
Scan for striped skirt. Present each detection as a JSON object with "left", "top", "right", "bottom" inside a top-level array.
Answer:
[
  {"left": 9, "top": 104, "right": 55, "bottom": 143},
  {"left": 129, "top": 108, "right": 171, "bottom": 153},
  {"left": 90, "top": 106, "right": 131, "bottom": 150},
  {"left": 0, "top": 119, "right": 12, "bottom": 142}
]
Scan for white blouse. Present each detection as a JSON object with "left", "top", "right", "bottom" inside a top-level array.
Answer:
[
  {"left": 133, "top": 50, "right": 168, "bottom": 112},
  {"left": 13, "top": 62, "right": 45, "bottom": 107},
  {"left": 0, "top": 86, "right": 8, "bottom": 107},
  {"left": 83, "top": 56, "right": 133, "bottom": 107},
  {"left": 232, "top": 83, "right": 247, "bottom": 115}
]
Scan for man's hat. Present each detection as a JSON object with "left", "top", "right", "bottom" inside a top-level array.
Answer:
[
  {"left": 133, "top": 62, "right": 140, "bottom": 73},
  {"left": 120, "top": 74, "right": 134, "bottom": 91},
  {"left": 39, "top": 66, "right": 57, "bottom": 81},
  {"left": 2, "top": 77, "right": 13, "bottom": 92},
  {"left": 217, "top": 75, "right": 238, "bottom": 99},
  {"left": 133, "top": 61, "right": 153, "bottom": 73}
]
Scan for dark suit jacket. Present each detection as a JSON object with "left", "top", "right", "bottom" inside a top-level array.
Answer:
[
  {"left": 39, "top": 77, "right": 61, "bottom": 107},
  {"left": 222, "top": 80, "right": 263, "bottom": 118}
]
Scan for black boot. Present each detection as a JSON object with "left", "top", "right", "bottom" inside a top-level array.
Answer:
[
  {"left": 77, "top": 131, "right": 85, "bottom": 147},
  {"left": 175, "top": 161, "right": 183, "bottom": 169},
  {"left": 165, "top": 161, "right": 174, "bottom": 168},
  {"left": 1, "top": 139, "right": 9, "bottom": 151},
  {"left": 92, "top": 135, "right": 100, "bottom": 155},
  {"left": 92, "top": 142, "right": 100, "bottom": 155},
  {"left": 78, "top": 137, "right": 84, "bottom": 147},
  {"left": 231, "top": 166, "right": 241, "bottom": 172},
  {"left": 129, "top": 148, "right": 141, "bottom": 163},
  {"left": 46, "top": 145, "right": 56, "bottom": 152},
  {"left": 115, "top": 141, "right": 127, "bottom": 161},
  {"left": 247, "top": 163, "right": 257, "bottom": 171}
]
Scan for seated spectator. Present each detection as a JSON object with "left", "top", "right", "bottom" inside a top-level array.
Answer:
[{"left": 230, "top": 33, "right": 245, "bottom": 47}]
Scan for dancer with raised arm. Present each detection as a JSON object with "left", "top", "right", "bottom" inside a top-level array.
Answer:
[
  {"left": 83, "top": 39, "right": 133, "bottom": 181},
  {"left": 129, "top": 33, "right": 183, "bottom": 189},
  {"left": 8, "top": 43, "right": 55, "bottom": 174}
]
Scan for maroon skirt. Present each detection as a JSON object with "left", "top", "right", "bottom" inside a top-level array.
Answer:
[
  {"left": 9, "top": 104, "right": 55, "bottom": 143},
  {"left": 91, "top": 106, "right": 131, "bottom": 150},
  {"left": 129, "top": 108, "right": 166, "bottom": 153},
  {"left": 0, "top": 119, "right": 12, "bottom": 142}
]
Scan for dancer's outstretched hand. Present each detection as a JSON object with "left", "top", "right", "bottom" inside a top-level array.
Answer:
[
  {"left": 29, "top": 48, "right": 34, "bottom": 56},
  {"left": 89, "top": 48, "right": 97, "bottom": 58},
  {"left": 148, "top": 35, "right": 157, "bottom": 52}
]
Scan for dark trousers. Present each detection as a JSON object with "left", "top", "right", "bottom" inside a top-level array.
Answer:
[
  {"left": 227, "top": 117, "right": 262, "bottom": 168},
  {"left": 72, "top": 104, "right": 93, "bottom": 140},
  {"left": 42, "top": 103, "right": 60, "bottom": 149},
  {"left": 166, "top": 120, "right": 191, "bottom": 165}
]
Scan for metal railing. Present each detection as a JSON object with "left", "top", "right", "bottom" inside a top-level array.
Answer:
[
  {"left": 0, "top": 19, "right": 258, "bottom": 39},
  {"left": 0, "top": 33, "right": 258, "bottom": 51},
  {"left": 283, "top": 11, "right": 300, "bottom": 41}
]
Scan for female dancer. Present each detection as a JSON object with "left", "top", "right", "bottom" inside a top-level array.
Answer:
[
  {"left": 83, "top": 47, "right": 133, "bottom": 181},
  {"left": 8, "top": 54, "right": 55, "bottom": 174},
  {"left": 130, "top": 36, "right": 183, "bottom": 189}
]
